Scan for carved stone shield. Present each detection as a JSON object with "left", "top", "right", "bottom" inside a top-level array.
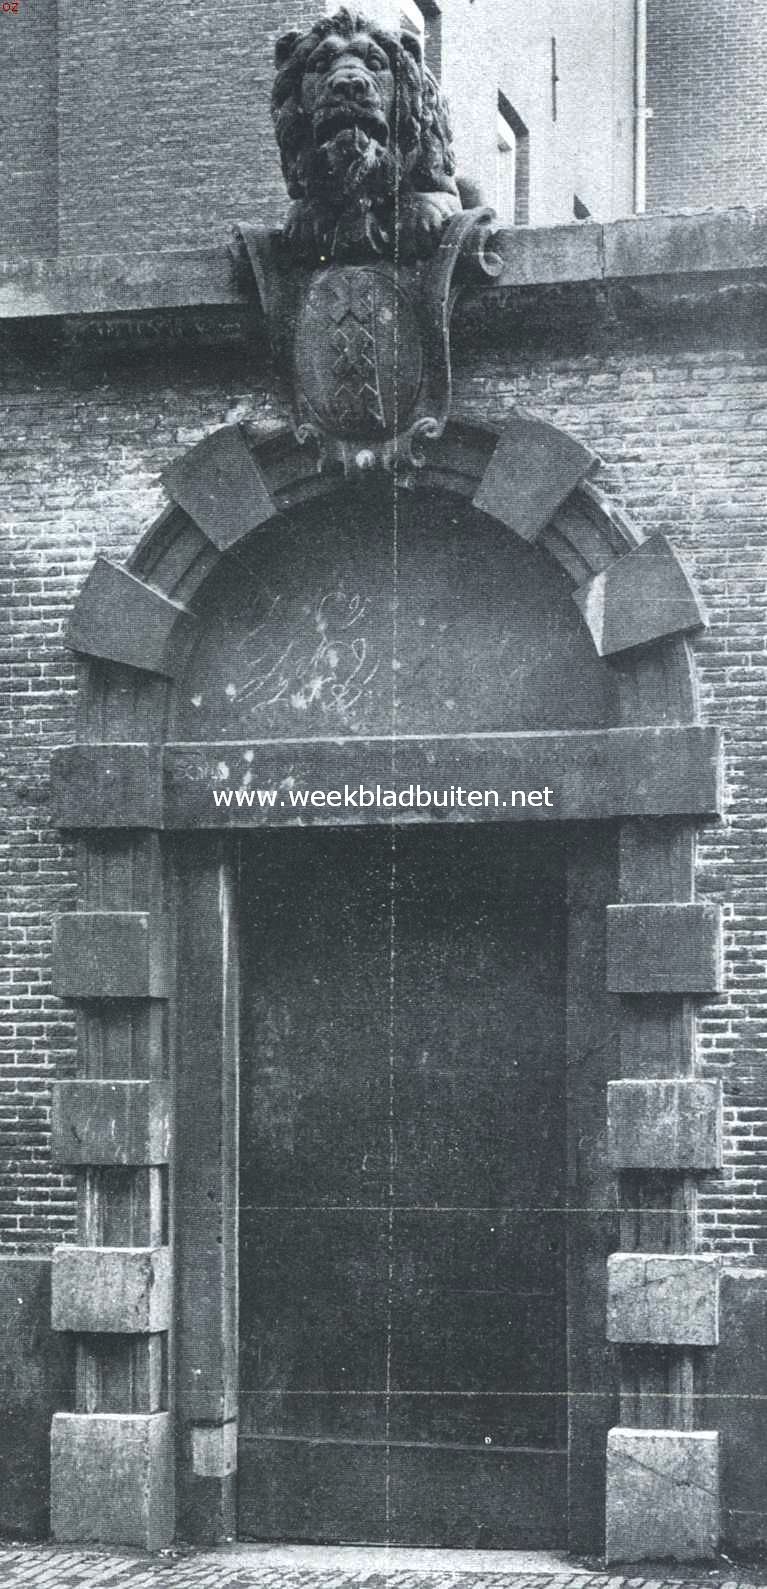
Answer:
[
  {"left": 235, "top": 209, "right": 501, "bottom": 475},
  {"left": 295, "top": 266, "right": 423, "bottom": 441}
]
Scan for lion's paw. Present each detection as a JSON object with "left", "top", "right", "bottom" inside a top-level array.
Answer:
[
  {"left": 283, "top": 201, "right": 335, "bottom": 262},
  {"left": 398, "top": 192, "right": 461, "bottom": 261}
]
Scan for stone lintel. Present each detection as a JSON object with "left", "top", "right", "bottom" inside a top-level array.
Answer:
[
  {"left": 67, "top": 558, "right": 193, "bottom": 678},
  {"left": 51, "top": 1412, "right": 174, "bottom": 1550},
  {"left": 573, "top": 532, "right": 707, "bottom": 656},
  {"left": 53, "top": 911, "right": 169, "bottom": 1000},
  {"left": 606, "top": 1428, "right": 719, "bottom": 1563},
  {"left": 191, "top": 1422, "right": 238, "bottom": 1479},
  {"left": 52, "top": 745, "right": 163, "bottom": 830},
  {"left": 49, "top": 726, "right": 722, "bottom": 831},
  {"left": 162, "top": 727, "right": 721, "bottom": 830},
  {"left": 607, "top": 1253, "right": 719, "bottom": 1346},
  {"left": 606, "top": 903, "right": 723, "bottom": 994},
  {"left": 473, "top": 411, "right": 595, "bottom": 540},
  {"left": 51, "top": 1246, "right": 171, "bottom": 1334},
  {"left": 608, "top": 1079, "right": 723, "bottom": 1170},
  {"left": 162, "top": 425, "right": 275, "bottom": 550},
  {"left": 52, "top": 1080, "right": 171, "bottom": 1167}
]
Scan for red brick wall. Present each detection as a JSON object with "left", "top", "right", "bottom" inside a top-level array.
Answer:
[
  {"left": 2, "top": 310, "right": 767, "bottom": 1260},
  {"left": 646, "top": 0, "right": 767, "bottom": 211}
]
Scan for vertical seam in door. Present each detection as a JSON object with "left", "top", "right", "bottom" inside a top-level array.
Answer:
[{"left": 386, "top": 86, "right": 402, "bottom": 1544}]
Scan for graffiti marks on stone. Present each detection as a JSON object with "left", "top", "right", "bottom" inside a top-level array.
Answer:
[{"left": 223, "top": 584, "right": 380, "bottom": 724}]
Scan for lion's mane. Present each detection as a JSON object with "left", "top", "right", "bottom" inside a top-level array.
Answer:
[{"left": 271, "top": 8, "right": 458, "bottom": 209}]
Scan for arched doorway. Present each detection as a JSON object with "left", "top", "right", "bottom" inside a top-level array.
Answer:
[{"left": 49, "top": 416, "right": 722, "bottom": 1555}]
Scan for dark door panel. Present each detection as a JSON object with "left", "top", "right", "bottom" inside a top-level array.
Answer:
[{"left": 238, "top": 826, "right": 568, "bottom": 1545}]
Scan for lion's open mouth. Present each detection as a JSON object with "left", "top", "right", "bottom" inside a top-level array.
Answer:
[{"left": 314, "top": 106, "right": 389, "bottom": 149}]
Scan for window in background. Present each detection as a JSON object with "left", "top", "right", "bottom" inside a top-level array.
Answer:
[
  {"left": 322, "top": 0, "right": 441, "bottom": 80},
  {"left": 497, "top": 94, "right": 530, "bottom": 226},
  {"left": 400, "top": 0, "right": 426, "bottom": 41},
  {"left": 402, "top": 0, "right": 442, "bottom": 78}
]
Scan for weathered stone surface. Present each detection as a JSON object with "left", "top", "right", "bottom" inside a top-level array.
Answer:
[
  {"left": 606, "top": 903, "right": 723, "bottom": 994},
  {"left": 191, "top": 1422, "right": 238, "bottom": 1479},
  {"left": 603, "top": 206, "right": 767, "bottom": 280},
  {"left": 607, "top": 1253, "right": 720, "bottom": 1345},
  {"left": 51, "top": 1246, "right": 171, "bottom": 1334},
  {"left": 607, "top": 1080, "right": 723, "bottom": 1170},
  {"left": 52, "top": 1081, "right": 170, "bottom": 1167},
  {"left": 573, "top": 533, "right": 707, "bottom": 656},
  {"left": 162, "top": 425, "right": 275, "bottom": 550},
  {"left": 473, "top": 412, "right": 595, "bottom": 540},
  {"left": 0, "top": 248, "right": 240, "bottom": 318},
  {"left": 703, "top": 1267, "right": 767, "bottom": 1552},
  {"left": 51, "top": 1412, "right": 173, "bottom": 1549},
  {"left": 606, "top": 1428, "right": 719, "bottom": 1563},
  {"left": 67, "top": 557, "right": 193, "bottom": 678},
  {"left": 52, "top": 745, "right": 163, "bottom": 830},
  {"left": 1, "top": 210, "right": 766, "bottom": 321},
  {"left": 174, "top": 846, "right": 239, "bottom": 1543},
  {"left": 162, "top": 727, "right": 721, "bottom": 830},
  {"left": 494, "top": 221, "right": 604, "bottom": 285},
  {"left": 0, "top": 1259, "right": 73, "bottom": 1539},
  {"left": 53, "top": 912, "right": 169, "bottom": 999}
]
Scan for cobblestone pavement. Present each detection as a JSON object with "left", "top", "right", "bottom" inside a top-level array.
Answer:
[{"left": 0, "top": 1546, "right": 762, "bottom": 1589}]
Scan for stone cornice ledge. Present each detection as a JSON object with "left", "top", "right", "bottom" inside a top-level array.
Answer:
[{"left": 1, "top": 206, "right": 766, "bottom": 321}]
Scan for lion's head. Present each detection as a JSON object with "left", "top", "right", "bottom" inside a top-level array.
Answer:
[{"left": 271, "top": 8, "right": 462, "bottom": 260}]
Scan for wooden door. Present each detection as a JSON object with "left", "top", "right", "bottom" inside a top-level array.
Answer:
[{"left": 238, "top": 824, "right": 568, "bottom": 1546}]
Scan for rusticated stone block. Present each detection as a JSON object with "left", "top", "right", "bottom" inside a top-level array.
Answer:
[
  {"left": 52, "top": 745, "right": 162, "bottom": 830},
  {"left": 51, "top": 1246, "right": 171, "bottom": 1334},
  {"left": 606, "top": 1428, "right": 719, "bottom": 1563},
  {"left": 608, "top": 1079, "right": 722, "bottom": 1170},
  {"left": 191, "top": 1421, "right": 238, "bottom": 1478},
  {"left": 52, "top": 1081, "right": 170, "bottom": 1167},
  {"left": 606, "top": 903, "right": 723, "bottom": 994},
  {"left": 573, "top": 532, "right": 706, "bottom": 656},
  {"left": 607, "top": 1253, "right": 719, "bottom": 1345},
  {"left": 163, "top": 424, "right": 275, "bottom": 550},
  {"left": 68, "top": 557, "right": 193, "bottom": 678},
  {"left": 51, "top": 1412, "right": 173, "bottom": 1549},
  {"left": 473, "top": 411, "right": 594, "bottom": 540},
  {"left": 53, "top": 912, "right": 169, "bottom": 999}
]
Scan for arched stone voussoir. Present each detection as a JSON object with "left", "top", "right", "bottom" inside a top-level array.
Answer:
[
  {"left": 68, "top": 557, "right": 195, "bottom": 680},
  {"left": 472, "top": 409, "right": 597, "bottom": 542},
  {"left": 573, "top": 532, "right": 708, "bottom": 658},
  {"left": 162, "top": 423, "right": 277, "bottom": 551}
]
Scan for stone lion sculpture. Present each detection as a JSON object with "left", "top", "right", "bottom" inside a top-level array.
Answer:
[{"left": 271, "top": 7, "right": 466, "bottom": 262}]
